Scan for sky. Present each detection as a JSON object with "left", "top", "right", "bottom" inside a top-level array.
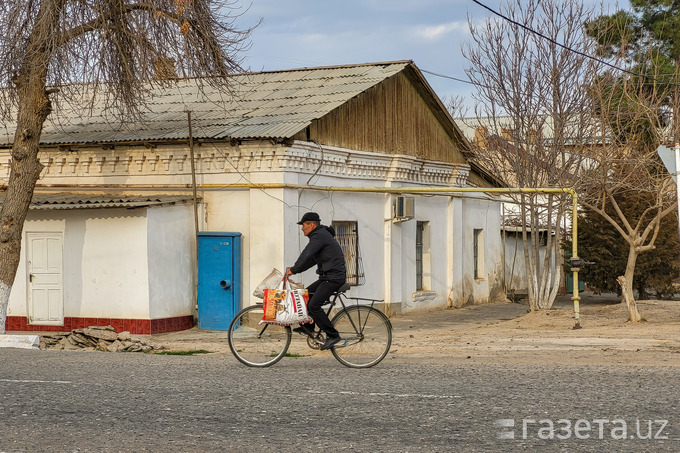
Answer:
[{"left": 236, "top": 0, "right": 624, "bottom": 110}]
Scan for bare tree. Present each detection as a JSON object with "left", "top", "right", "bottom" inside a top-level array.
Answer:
[
  {"left": 579, "top": 49, "right": 678, "bottom": 322},
  {"left": 442, "top": 94, "right": 470, "bottom": 119},
  {"left": 461, "top": 0, "right": 603, "bottom": 310},
  {"left": 0, "top": 0, "right": 256, "bottom": 333}
]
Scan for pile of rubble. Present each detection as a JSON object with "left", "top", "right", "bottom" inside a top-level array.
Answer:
[{"left": 40, "top": 326, "right": 156, "bottom": 352}]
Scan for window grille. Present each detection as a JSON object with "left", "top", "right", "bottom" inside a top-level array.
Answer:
[
  {"left": 332, "top": 221, "right": 365, "bottom": 286},
  {"left": 474, "top": 229, "right": 484, "bottom": 279}
]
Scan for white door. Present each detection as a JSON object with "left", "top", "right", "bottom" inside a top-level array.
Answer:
[{"left": 26, "top": 232, "right": 64, "bottom": 325}]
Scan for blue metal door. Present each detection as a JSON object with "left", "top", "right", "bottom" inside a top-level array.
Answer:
[{"left": 197, "top": 233, "right": 242, "bottom": 330}]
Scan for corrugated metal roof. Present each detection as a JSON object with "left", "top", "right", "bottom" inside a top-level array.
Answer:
[
  {"left": 0, "top": 61, "right": 411, "bottom": 146},
  {"left": 0, "top": 194, "right": 196, "bottom": 210}
]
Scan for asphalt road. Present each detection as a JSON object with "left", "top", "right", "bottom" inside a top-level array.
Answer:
[{"left": 0, "top": 349, "right": 678, "bottom": 452}]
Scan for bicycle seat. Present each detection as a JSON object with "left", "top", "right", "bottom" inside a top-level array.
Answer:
[{"left": 337, "top": 283, "right": 351, "bottom": 294}]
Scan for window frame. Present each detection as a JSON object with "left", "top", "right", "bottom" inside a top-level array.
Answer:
[{"left": 416, "top": 221, "right": 431, "bottom": 291}]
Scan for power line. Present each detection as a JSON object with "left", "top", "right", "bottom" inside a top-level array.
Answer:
[
  {"left": 420, "top": 69, "right": 475, "bottom": 85},
  {"left": 460, "top": 0, "right": 678, "bottom": 85},
  {"left": 470, "top": 0, "right": 634, "bottom": 75},
  {"left": 421, "top": 0, "right": 639, "bottom": 89},
  {"left": 420, "top": 68, "right": 497, "bottom": 92}
]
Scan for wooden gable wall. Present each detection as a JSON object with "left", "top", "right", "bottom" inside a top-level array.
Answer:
[{"left": 295, "top": 69, "right": 469, "bottom": 165}]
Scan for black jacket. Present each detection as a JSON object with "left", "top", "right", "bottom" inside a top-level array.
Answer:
[{"left": 291, "top": 225, "right": 347, "bottom": 283}]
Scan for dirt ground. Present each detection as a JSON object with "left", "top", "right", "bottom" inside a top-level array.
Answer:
[
  {"left": 151, "top": 292, "right": 680, "bottom": 366},
  {"left": 386, "top": 293, "right": 680, "bottom": 366}
]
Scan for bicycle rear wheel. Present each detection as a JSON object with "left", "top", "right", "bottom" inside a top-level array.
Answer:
[
  {"left": 330, "top": 306, "right": 392, "bottom": 368},
  {"left": 228, "top": 304, "right": 291, "bottom": 367}
]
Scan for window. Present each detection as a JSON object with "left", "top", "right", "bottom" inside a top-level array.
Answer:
[
  {"left": 416, "top": 221, "right": 431, "bottom": 291},
  {"left": 473, "top": 229, "right": 484, "bottom": 279},
  {"left": 332, "top": 221, "right": 364, "bottom": 286},
  {"left": 416, "top": 222, "right": 424, "bottom": 290}
]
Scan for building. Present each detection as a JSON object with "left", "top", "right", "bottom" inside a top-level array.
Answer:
[
  {"left": 0, "top": 61, "right": 506, "bottom": 334},
  {"left": 456, "top": 115, "right": 600, "bottom": 298}
]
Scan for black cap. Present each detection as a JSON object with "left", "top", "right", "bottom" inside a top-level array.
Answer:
[{"left": 297, "top": 212, "right": 321, "bottom": 224}]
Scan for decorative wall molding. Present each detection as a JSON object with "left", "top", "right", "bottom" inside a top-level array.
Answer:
[{"left": 0, "top": 140, "right": 471, "bottom": 187}]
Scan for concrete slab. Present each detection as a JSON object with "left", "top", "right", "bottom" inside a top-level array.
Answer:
[{"left": 0, "top": 334, "right": 41, "bottom": 350}]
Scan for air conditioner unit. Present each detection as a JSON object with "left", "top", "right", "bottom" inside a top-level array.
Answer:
[{"left": 394, "top": 196, "right": 415, "bottom": 220}]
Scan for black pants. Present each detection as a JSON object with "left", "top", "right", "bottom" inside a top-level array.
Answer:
[{"left": 306, "top": 279, "right": 344, "bottom": 338}]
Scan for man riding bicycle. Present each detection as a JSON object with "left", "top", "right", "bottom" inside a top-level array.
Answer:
[{"left": 285, "top": 212, "right": 347, "bottom": 351}]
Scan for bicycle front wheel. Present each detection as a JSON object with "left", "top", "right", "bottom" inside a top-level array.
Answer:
[
  {"left": 331, "top": 306, "right": 392, "bottom": 368},
  {"left": 228, "top": 304, "right": 291, "bottom": 367}
]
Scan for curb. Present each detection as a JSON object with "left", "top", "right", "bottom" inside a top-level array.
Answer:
[{"left": 0, "top": 334, "right": 41, "bottom": 350}]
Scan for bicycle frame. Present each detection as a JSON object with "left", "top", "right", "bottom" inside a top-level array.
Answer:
[{"left": 323, "top": 292, "right": 384, "bottom": 346}]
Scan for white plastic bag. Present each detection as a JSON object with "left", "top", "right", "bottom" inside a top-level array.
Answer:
[
  {"left": 253, "top": 268, "right": 283, "bottom": 299},
  {"left": 260, "top": 278, "right": 312, "bottom": 325},
  {"left": 253, "top": 268, "right": 305, "bottom": 299}
]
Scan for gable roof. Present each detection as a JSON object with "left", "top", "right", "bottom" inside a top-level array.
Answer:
[{"left": 1, "top": 60, "right": 457, "bottom": 146}]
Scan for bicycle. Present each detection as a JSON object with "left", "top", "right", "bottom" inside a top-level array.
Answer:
[{"left": 227, "top": 283, "right": 392, "bottom": 368}]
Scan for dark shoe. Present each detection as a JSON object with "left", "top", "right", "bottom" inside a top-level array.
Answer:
[
  {"left": 320, "top": 335, "right": 342, "bottom": 350},
  {"left": 293, "top": 326, "right": 314, "bottom": 338}
]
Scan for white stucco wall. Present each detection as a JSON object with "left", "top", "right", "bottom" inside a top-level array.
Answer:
[
  {"left": 503, "top": 233, "right": 557, "bottom": 296},
  {"left": 203, "top": 189, "right": 251, "bottom": 310},
  {"left": 73, "top": 209, "right": 150, "bottom": 318},
  {"left": 456, "top": 196, "right": 506, "bottom": 307},
  {"left": 202, "top": 183, "right": 504, "bottom": 313},
  {"left": 9, "top": 205, "right": 196, "bottom": 321},
  {"left": 504, "top": 235, "right": 527, "bottom": 293},
  {"left": 404, "top": 195, "right": 451, "bottom": 310},
  {"left": 291, "top": 190, "right": 387, "bottom": 299},
  {"left": 8, "top": 209, "right": 149, "bottom": 318},
  {"left": 202, "top": 188, "right": 288, "bottom": 311},
  {"left": 147, "top": 204, "right": 195, "bottom": 318}
]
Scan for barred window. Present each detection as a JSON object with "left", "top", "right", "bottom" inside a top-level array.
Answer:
[
  {"left": 332, "top": 221, "right": 365, "bottom": 286},
  {"left": 474, "top": 228, "right": 484, "bottom": 279},
  {"left": 416, "top": 221, "right": 431, "bottom": 291},
  {"left": 416, "top": 222, "right": 424, "bottom": 291}
]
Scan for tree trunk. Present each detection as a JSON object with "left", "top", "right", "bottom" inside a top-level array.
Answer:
[
  {"left": 617, "top": 244, "right": 642, "bottom": 322},
  {"left": 520, "top": 197, "right": 539, "bottom": 311},
  {"left": 0, "top": 114, "right": 46, "bottom": 333},
  {"left": 0, "top": 1, "right": 55, "bottom": 333},
  {"left": 618, "top": 276, "right": 641, "bottom": 322}
]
